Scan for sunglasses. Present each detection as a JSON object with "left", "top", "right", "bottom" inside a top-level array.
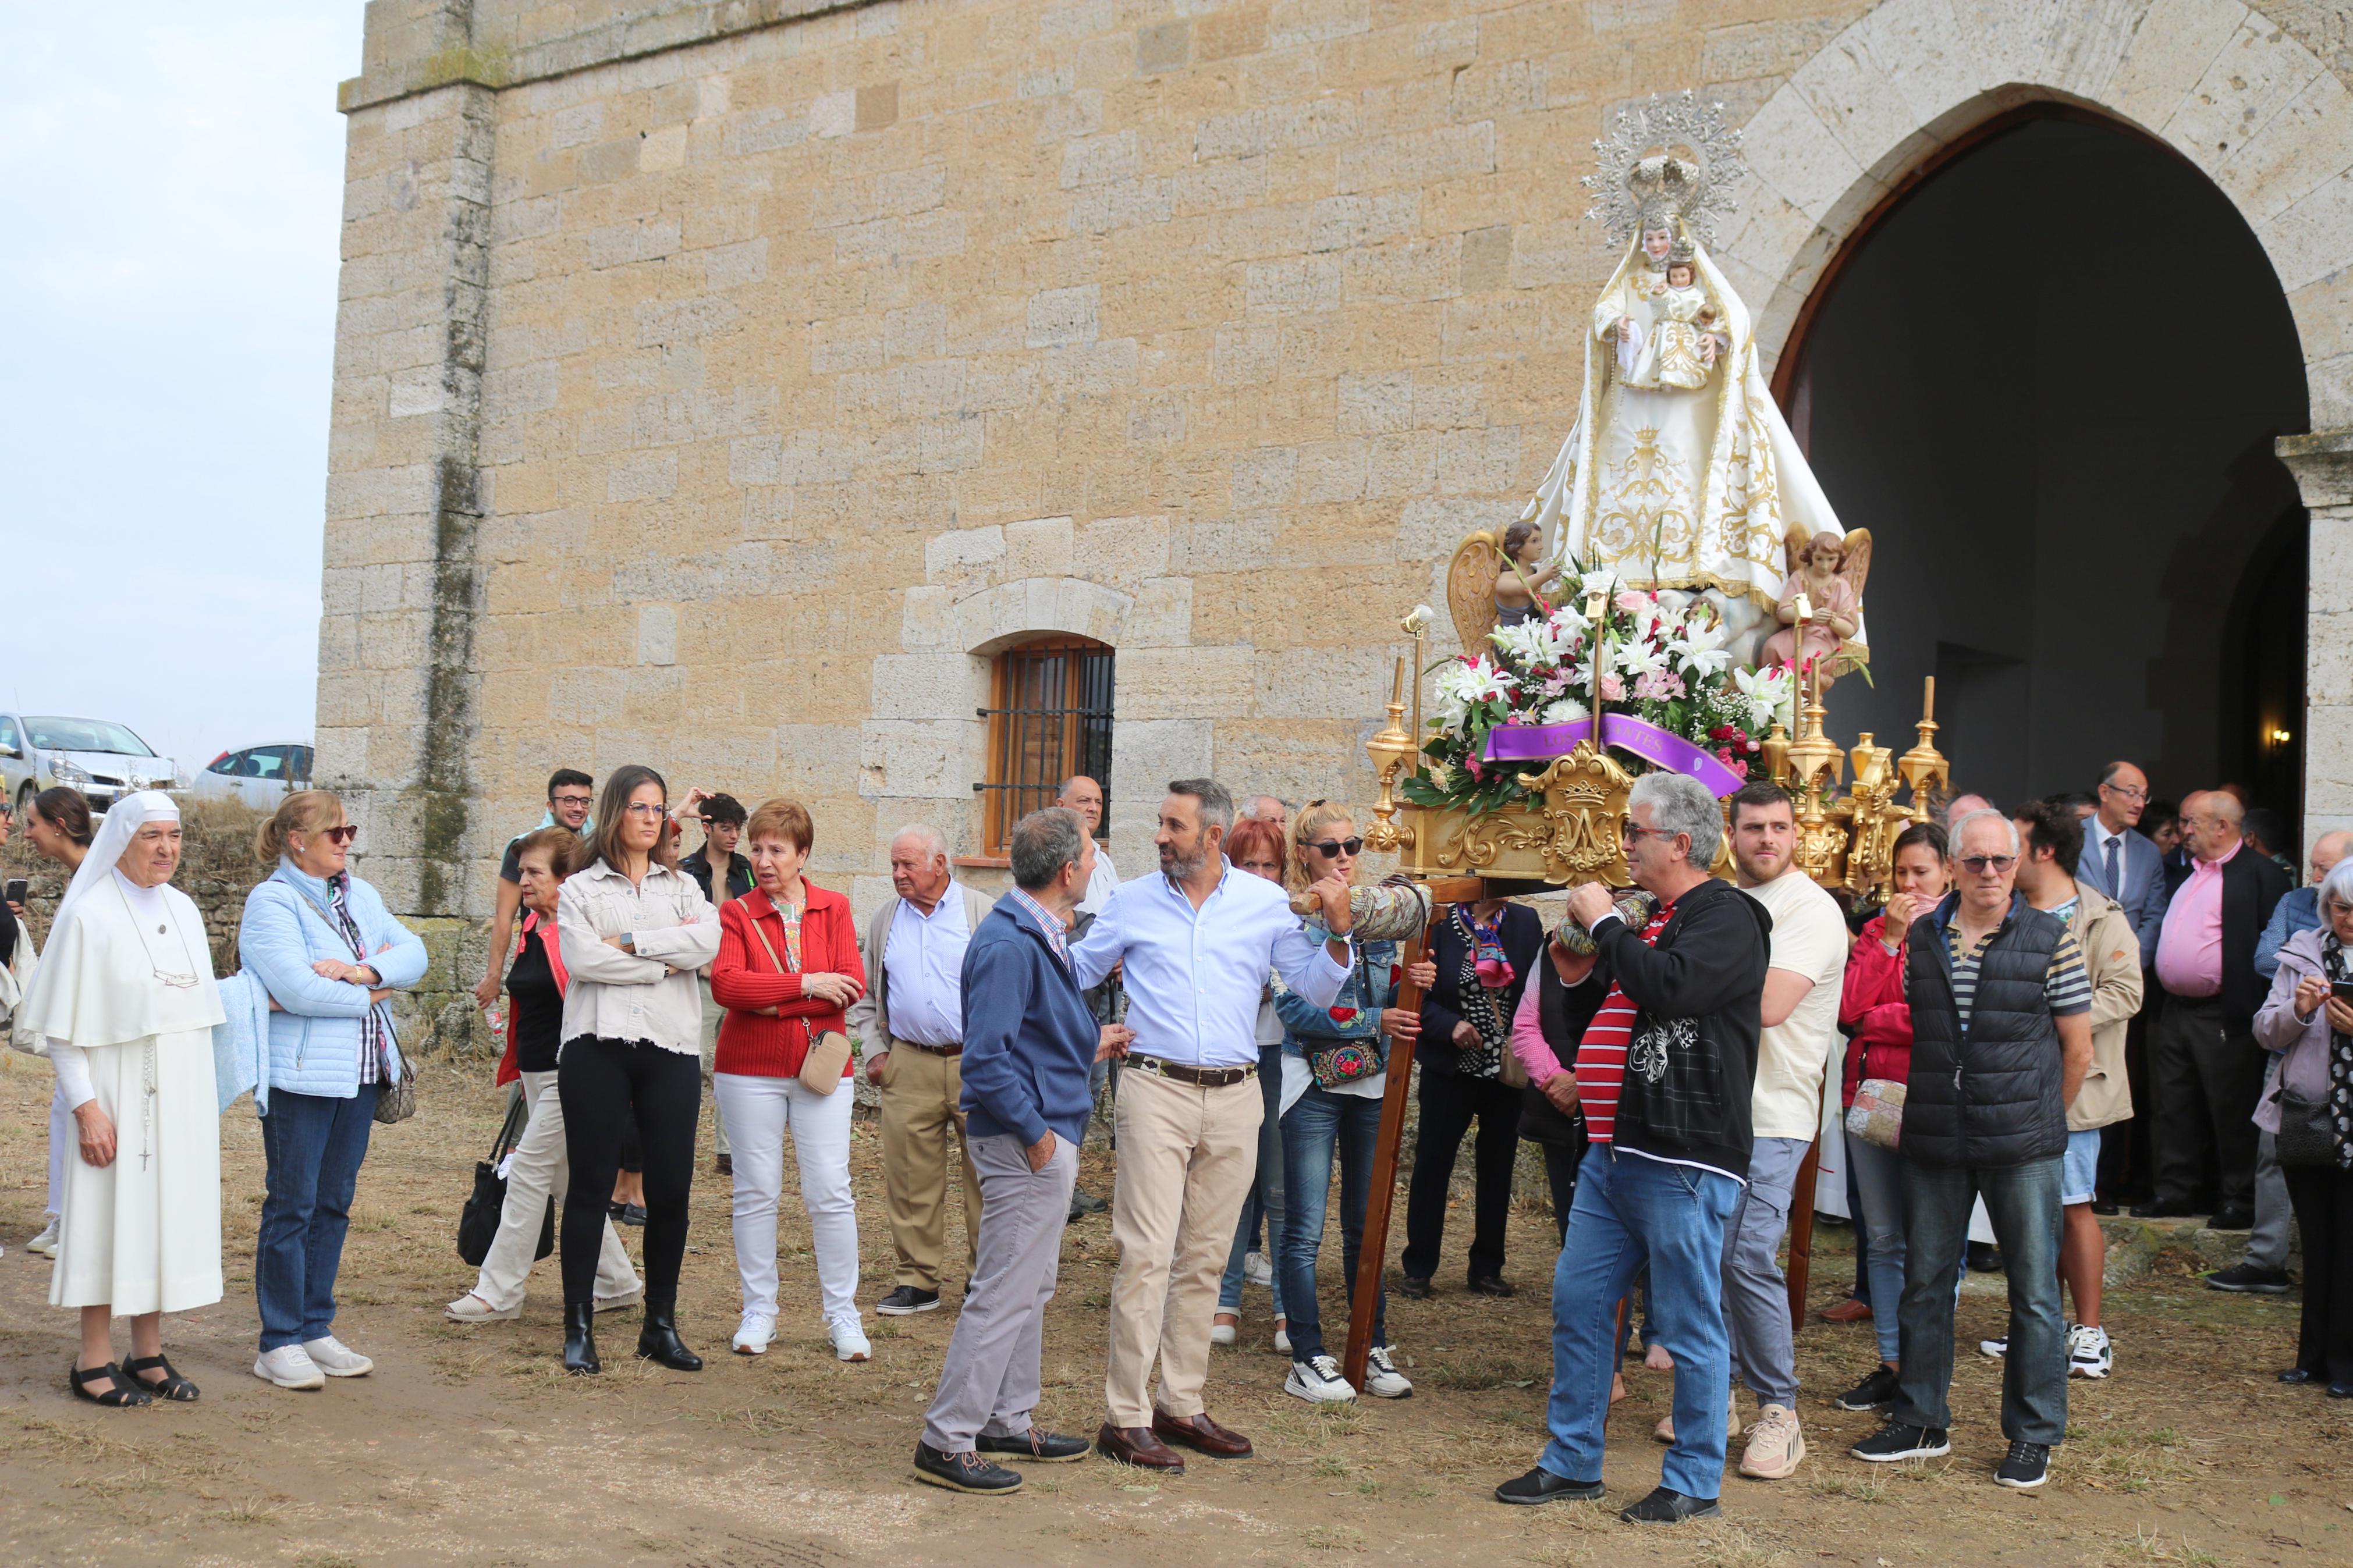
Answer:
[
  {"left": 303, "top": 825, "right": 359, "bottom": 847},
  {"left": 1957, "top": 855, "right": 2016, "bottom": 874},
  {"left": 1307, "top": 837, "right": 1364, "bottom": 858}
]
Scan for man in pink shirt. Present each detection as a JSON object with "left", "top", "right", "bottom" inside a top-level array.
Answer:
[{"left": 2138, "top": 791, "right": 2290, "bottom": 1229}]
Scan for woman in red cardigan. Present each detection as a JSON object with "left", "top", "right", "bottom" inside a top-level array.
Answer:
[
  {"left": 708, "top": 797, "right": 869, "bottom": 1363},
  {"left": 1832, "top": 820, "right": 1947, "bottom": 1411}
]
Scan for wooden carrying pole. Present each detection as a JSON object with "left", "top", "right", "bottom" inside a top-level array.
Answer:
[
  {"left": 1344, "top": 876, "right": 1486, "bottom": 1392},
  {"left": 1784, "top": 1135, "right": 1822, "bottom": 1333}
]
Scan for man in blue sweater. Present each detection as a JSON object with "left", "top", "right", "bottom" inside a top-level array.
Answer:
[{"left": 915, "top": 808, "right": 1132, "bottom": 1494}]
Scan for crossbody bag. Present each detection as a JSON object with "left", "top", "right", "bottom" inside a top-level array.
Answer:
[
  {"left": 1307, "top": 944, "right": 1387, "bottom": 1090},
  {"left": 745, "top": 900, "right": 854, "bottom": 1094}
]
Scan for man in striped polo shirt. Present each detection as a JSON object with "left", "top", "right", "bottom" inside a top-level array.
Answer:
[
  {"left": 1851, "top": 808, "right": 2094, "bottom": 1494},
  {"left": 1493, "top": 771, "right": 1772, "bottom": 1526}
]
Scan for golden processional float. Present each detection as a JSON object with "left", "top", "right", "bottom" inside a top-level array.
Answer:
[{"left": 1330, "top": 93, "right": 1949, "bottom": 1395}]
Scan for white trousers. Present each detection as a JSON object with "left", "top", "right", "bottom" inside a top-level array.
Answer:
[
  {"left": 713, "top": 1072, "right": 860, "bottom": 1325},
  {"left": 47, "top": 1080, "right": 69, "bottom": 1218},
  {"left": 471, "top": 1069, "right": 639, "bottom": 1312}
]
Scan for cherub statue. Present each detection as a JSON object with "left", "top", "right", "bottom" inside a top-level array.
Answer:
[
  {"left": 1493, "top": 521, "right": 1563, "bottom": 627},
  {"left": 1759, "top": 527, "right": 1872, "bottom": 691}
]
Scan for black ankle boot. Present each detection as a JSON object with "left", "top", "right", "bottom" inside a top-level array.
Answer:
[
  {"left": 637, "top": 1306, "right": 703, "bottom": 1371},
  {"left": 563, "top": 1302, "right": 601, "bottom": 1375}
]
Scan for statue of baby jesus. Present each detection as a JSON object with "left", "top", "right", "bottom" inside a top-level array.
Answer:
[
  {"left": 1759, "top": 528, "right": 1868, "bottom": 690},
  {"left": 1641, "top": 258, "right": 1723, "bottom": 390},
  {"left": 1493, "top": 521, "right": 1562, "bottom": 627}
]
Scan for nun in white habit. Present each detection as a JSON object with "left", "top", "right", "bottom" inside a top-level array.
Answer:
[{"left": 12, "top": 790, "right": 224, "bottom": 1406}]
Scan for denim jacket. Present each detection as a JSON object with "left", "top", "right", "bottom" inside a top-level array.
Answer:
[
  {"left": 1271, "top": 934, "right": 1400, "bottom": 1057},
  {"left": 239, "top": 861, "right": 428, "bottom": 1100}
]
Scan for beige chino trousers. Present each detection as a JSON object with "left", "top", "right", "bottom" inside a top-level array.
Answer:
[
  {"left": 1104, "top": 1066, "right": 1262, "bottom": 1427},
  {"left": 878, "top": 1040, "right": 983, "bottom": 1292}
]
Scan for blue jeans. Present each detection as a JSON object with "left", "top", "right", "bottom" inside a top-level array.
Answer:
[
  {"left": 255, "top": 1085, "right": 378, "bottom": 1352},
  {"left": 1219, "top": 1038, "right": 1287, "bottom": 1317},
  {"left": 1278, "top": 1081, "right": 1386, "bottom": 1363},
  {"left": 1894, "top": 1155, "right": 2067, "bottom": 1444},
  {"left": 1542, "top": 1144, "right": 1741, "bottom": 1499}
]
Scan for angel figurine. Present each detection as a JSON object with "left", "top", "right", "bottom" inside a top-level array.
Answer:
[
  {"left": 1759, "top": 528, "right": 1872, "bottom": 689},
  {"left": 1493, "top": 521, "right": 1563, "bottom": 627}
]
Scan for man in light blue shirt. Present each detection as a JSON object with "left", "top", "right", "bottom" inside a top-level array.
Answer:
[{"left": 1071, "top": 778, "right": 1354, "bottom": 1473}]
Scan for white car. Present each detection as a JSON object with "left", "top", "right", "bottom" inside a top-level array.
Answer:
[
  {"left": 0, "top": 713, "right": 182, "bottom": 817},
  {"left": 190, "top": 742, "right": 315, "bottom": 809}
]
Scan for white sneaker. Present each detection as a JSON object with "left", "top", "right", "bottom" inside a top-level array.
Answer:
[
  {"left": 2068, "top": 1322, "right": 2113, "bottom": 1379},
  {"left": 1655, "top": 1392, "right": 1742, "bottom": 1445},
  {"left": 733, "top": 1313, "right": 776, "bottom": 1356},
  {"left": 1979, "top": 1335, "right": 2008, "bottom": 1359},
  {"left": 1211, "top": 1317, "right": 1238, "bottom": 1346},
  {"left": 253, "top": 1346, "right": 325, "bottom": 1390},
  {"left": 829, "top": 1317, "right": 872, "bottom": 1363},
  {"left": 1364, "top": 1345, "right": 1413, "bottom": 1399},
  {"left": 303, "top": 1336, "right": 374, "bottom": 1377},
  {"left": 1284, "top": 1352, "right": 1357, "bottom": 1404},
  {"left": 445, "top": 1292, "right": 519, "bottom": 1323},
  {"left": 27, "top": 1218, "right": 58, "bottom": 1258},
  {"left": 1737, "top": 1402, "right": 1806, "bottom": 1480},
  {"left": 1273, "top": 1318, "right": 1291, "bottom": 1354},
  {"left": 1243, "top": 1249, "right": 1274, "bottom": 1287}
]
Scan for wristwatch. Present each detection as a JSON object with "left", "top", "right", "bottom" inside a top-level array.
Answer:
[{"left": 617, "top": 933, "right": 637, "bottom": 955}]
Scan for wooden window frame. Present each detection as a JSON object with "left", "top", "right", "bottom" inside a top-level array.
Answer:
[{"left": 977, "top": 636, "right": 1114, "bottom": 854}]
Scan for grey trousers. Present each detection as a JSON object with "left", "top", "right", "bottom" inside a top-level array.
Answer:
[
  {"left": 1720, "top": 1134, "right": 1809, "bottom": 1411},
  {"left": 921, "top": 1132, "right": 1077, "bottom": 1452},
  {"left": 2248, "top": 1129, "right": 2292, "bottom": 1270}
]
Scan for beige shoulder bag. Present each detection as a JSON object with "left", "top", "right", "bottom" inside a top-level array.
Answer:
[{"left": 746, "top": 903, "right": 853, "bottom": 1094}]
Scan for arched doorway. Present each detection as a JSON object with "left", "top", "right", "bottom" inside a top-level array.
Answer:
[{"left": 1775, "top": 108, "right": 2311, "bottom": 819}]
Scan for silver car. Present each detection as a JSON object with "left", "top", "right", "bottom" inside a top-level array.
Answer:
[
  {"left": 0, "top": 713, "right": 182, "bottom": 817},
  {"left": 189, "top": 741, "right": 315, "bottom": 809}
]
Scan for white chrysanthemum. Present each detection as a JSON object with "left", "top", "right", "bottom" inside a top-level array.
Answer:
[{"left": 1541, "top": 696, "right": 1590, "bottom": 725}]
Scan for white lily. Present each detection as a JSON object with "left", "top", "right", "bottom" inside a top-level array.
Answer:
[
  {"left": 1731, "top": 664, "right": 1792, "bottom": 730},
  {"left": 1576, "top": 568, "right": 1621, "bottom": 602},
  {"left": 1612, "top": 637, "right": 1667, "bottom": 680},
  {"left": 1460, "top": 656, "right": 1516, "bottom": 704},
  {"left": 1669, "top": 618, "right": 1732, "bottom": 677}
]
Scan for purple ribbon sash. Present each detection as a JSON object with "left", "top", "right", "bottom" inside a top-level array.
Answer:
[{"left": 1482, "top": 713, "right": 1746, "bottom": 797}]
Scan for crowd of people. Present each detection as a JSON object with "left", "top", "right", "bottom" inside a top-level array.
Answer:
[{"left": 0, "top": 749, "right": 2344, "bottom": 1528}]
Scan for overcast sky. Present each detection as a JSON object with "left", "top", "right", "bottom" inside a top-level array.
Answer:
[{"left": 0, "top": 3, "right": 362, "bottom": 775}]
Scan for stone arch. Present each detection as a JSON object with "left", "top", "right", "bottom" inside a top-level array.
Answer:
[
  {"left": 1719, "top": 0, "right": 2353, "bottom": 835},
  {"left": 1717, "top": 0, "right": 2353, "bottom": 425}
]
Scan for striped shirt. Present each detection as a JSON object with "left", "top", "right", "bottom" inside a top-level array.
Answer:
[
  {"left": 327, "top": 874, "right": 381, "bottom": 1085},
  {"left": 1944, "top": 912, "right": 2092, "bottom": 1033},
  {"left": 1573, "top": 902, "right": 1676, "bottom": 1143},
  {"left": 1007, "top": 887, "right": 1071, "bottom": 975}
]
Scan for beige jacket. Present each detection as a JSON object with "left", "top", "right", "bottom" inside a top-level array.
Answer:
[
  {"left": 844, "top": 883, "right": 995, "bottom": 1055},
  {"left": 556, "top": 858, "right": 721, "bottom": 1056},
  {"left": 2067, "top": 877, "right": 2143, "bottom": 1131}
]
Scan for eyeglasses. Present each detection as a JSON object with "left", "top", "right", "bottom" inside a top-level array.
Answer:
[
  {"left": 1957, "top": 855, "right": 2017, "bottom": 874},
  {"left": 2100, "top": 783, "right": 2148, "bottom": 802},
  {"left": 551, "top": 793, "right": 593, "bottom": 808},
  {"left": 1307, "top": 837, "right": 1364, "bottom": 858},
  {"left": 622, "top": 802, "right": 669, "bottom": 819},
  {"left": 1620, "top": 823, "right": 1678, "bottom": 845}
]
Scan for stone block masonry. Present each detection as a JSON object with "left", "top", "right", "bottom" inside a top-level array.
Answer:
[{"left": 321, "top": 0, "right": 2353, "bottom": 1054}]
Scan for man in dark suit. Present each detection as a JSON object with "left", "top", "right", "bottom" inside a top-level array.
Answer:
[
  {"left": 2136, "top": 791, "right": 2290, "bottom": 1229},
  {"left": 2076, "top": 762, "right": 2166, "bottom": 1207}
]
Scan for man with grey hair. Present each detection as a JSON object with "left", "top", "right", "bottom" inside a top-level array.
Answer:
[
  {"left": 914, "top": 809, "right": 1134, "bottom": 1493},
  {"left": 1495, "top": 770, "right": 1772, "bottom": 1525},
  {"left": 2142, "top": 790, "right": 2289, "bottom": 1229},
  {"left": 1852, "top": 807, "right": 2093, "bottom": 1491},
  {"left": 1073, "top": 778, "right": 1357, "bottom": 1473},
  {"left": 1247, "top": 795, "right": 1289, "bottom": 831},
  {"left": 847, "top": 824, "right": 998, "bottom": 1315}
]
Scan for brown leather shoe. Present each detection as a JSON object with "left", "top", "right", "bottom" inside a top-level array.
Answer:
[
  {"left": 1095, "top": 1423, "right": 1186, "bottom": 1473},
  {"left": 1152, "top": 1409, "right": 1254, "bottom": 1459},
  {"left": 1819, "top": 1298, "right": 1873, "bottom": 1325}
]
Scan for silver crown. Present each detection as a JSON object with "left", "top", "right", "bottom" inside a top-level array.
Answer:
[{"left": 1582, "top": 91, "right": 1747, "bottom": 252}]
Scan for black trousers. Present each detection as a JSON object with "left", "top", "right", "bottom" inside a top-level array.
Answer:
[
  {"left": 559, "top": 1037, "right": 700, "bottom": 1310},
  {"left": 1400, "top": 1067, "right": 1524, "bottom": 1282},
  {"left": 2283, "top": 1162, "right": 2353, "bottom": 1384},
  {"left": 2149, "top": 995, "right": 2263, "bottom": 1211}
]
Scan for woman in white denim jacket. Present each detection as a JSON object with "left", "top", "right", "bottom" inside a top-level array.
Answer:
[{"left": 555, "top": 765, "right": 719, "bottom": 1375}]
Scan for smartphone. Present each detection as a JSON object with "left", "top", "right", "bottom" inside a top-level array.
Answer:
[
  {"left": 2333, "top": 979, "right": 2353, "bottom": 1004},
  {"left": 3, "top": 877, "right": 23, "bottom": 905}
]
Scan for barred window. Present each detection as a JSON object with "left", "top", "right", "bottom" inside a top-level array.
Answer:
[{"left": 977, "top": 637, "right": 1113, "bottom": 852}]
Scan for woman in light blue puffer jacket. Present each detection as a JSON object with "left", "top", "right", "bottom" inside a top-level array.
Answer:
[{"left": 237, "top": 791, "right": 427, "bottom": 1392}]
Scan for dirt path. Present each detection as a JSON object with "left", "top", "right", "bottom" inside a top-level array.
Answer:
[{"left": 0, "top": 1059, "right": 2345, "bottom": 1568}]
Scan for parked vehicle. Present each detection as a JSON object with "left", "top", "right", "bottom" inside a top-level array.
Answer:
[
  {"left": 190, "top": 742, "right": 317, "bottom": 809},
  {"left": 0, "top": 713, "right": 182, "bottom": 817}
]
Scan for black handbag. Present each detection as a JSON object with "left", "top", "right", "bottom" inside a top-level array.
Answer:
[
  {"left": 457, "top": 1094, "right": 554, "bottom": 1266},
  {"left": 2275, "top": 1085, "right": 2341, "bottom": 1169}
]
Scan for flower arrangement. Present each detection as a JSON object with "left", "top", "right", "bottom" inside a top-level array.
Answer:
[{"left": 1401, "top": 573, "right": 1793, "bottom": 815}]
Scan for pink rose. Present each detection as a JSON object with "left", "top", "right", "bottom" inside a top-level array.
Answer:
[
  {"left": 1599, "top": 673, "right": 1626, "bottom": 702},
  {"left": 1615, "top": 591, "right": 1648, "bottom": 614}
]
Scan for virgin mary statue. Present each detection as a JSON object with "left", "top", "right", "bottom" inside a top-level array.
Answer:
[{"left": 1519, "top": 95, "right": 1864, "bottom": 667}]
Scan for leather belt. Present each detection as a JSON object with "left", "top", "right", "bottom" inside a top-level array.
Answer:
[
  {"left": 1130, "top": 1054, "right": 1254, "bottom": 1089},
  {"left": 893, "top": 1037, "right": 963, "bottom": 1058}
]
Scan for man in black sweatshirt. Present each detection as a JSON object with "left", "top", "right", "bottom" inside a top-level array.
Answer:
[{"left": 1494, "top": 771, "right": 1771, "bottom": 1526}]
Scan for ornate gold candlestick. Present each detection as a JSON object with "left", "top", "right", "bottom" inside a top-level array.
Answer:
[
  {"left": 1364, "top": 655, "right": 1418, "bottom": 854},
  {"left": 1896, "top": 675, "right": 1949, "bottom": 822}
]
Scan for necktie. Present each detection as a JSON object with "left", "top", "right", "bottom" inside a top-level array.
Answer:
[{"left": 2103, "top": 835, "right": 2120, "bottom": 897}]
